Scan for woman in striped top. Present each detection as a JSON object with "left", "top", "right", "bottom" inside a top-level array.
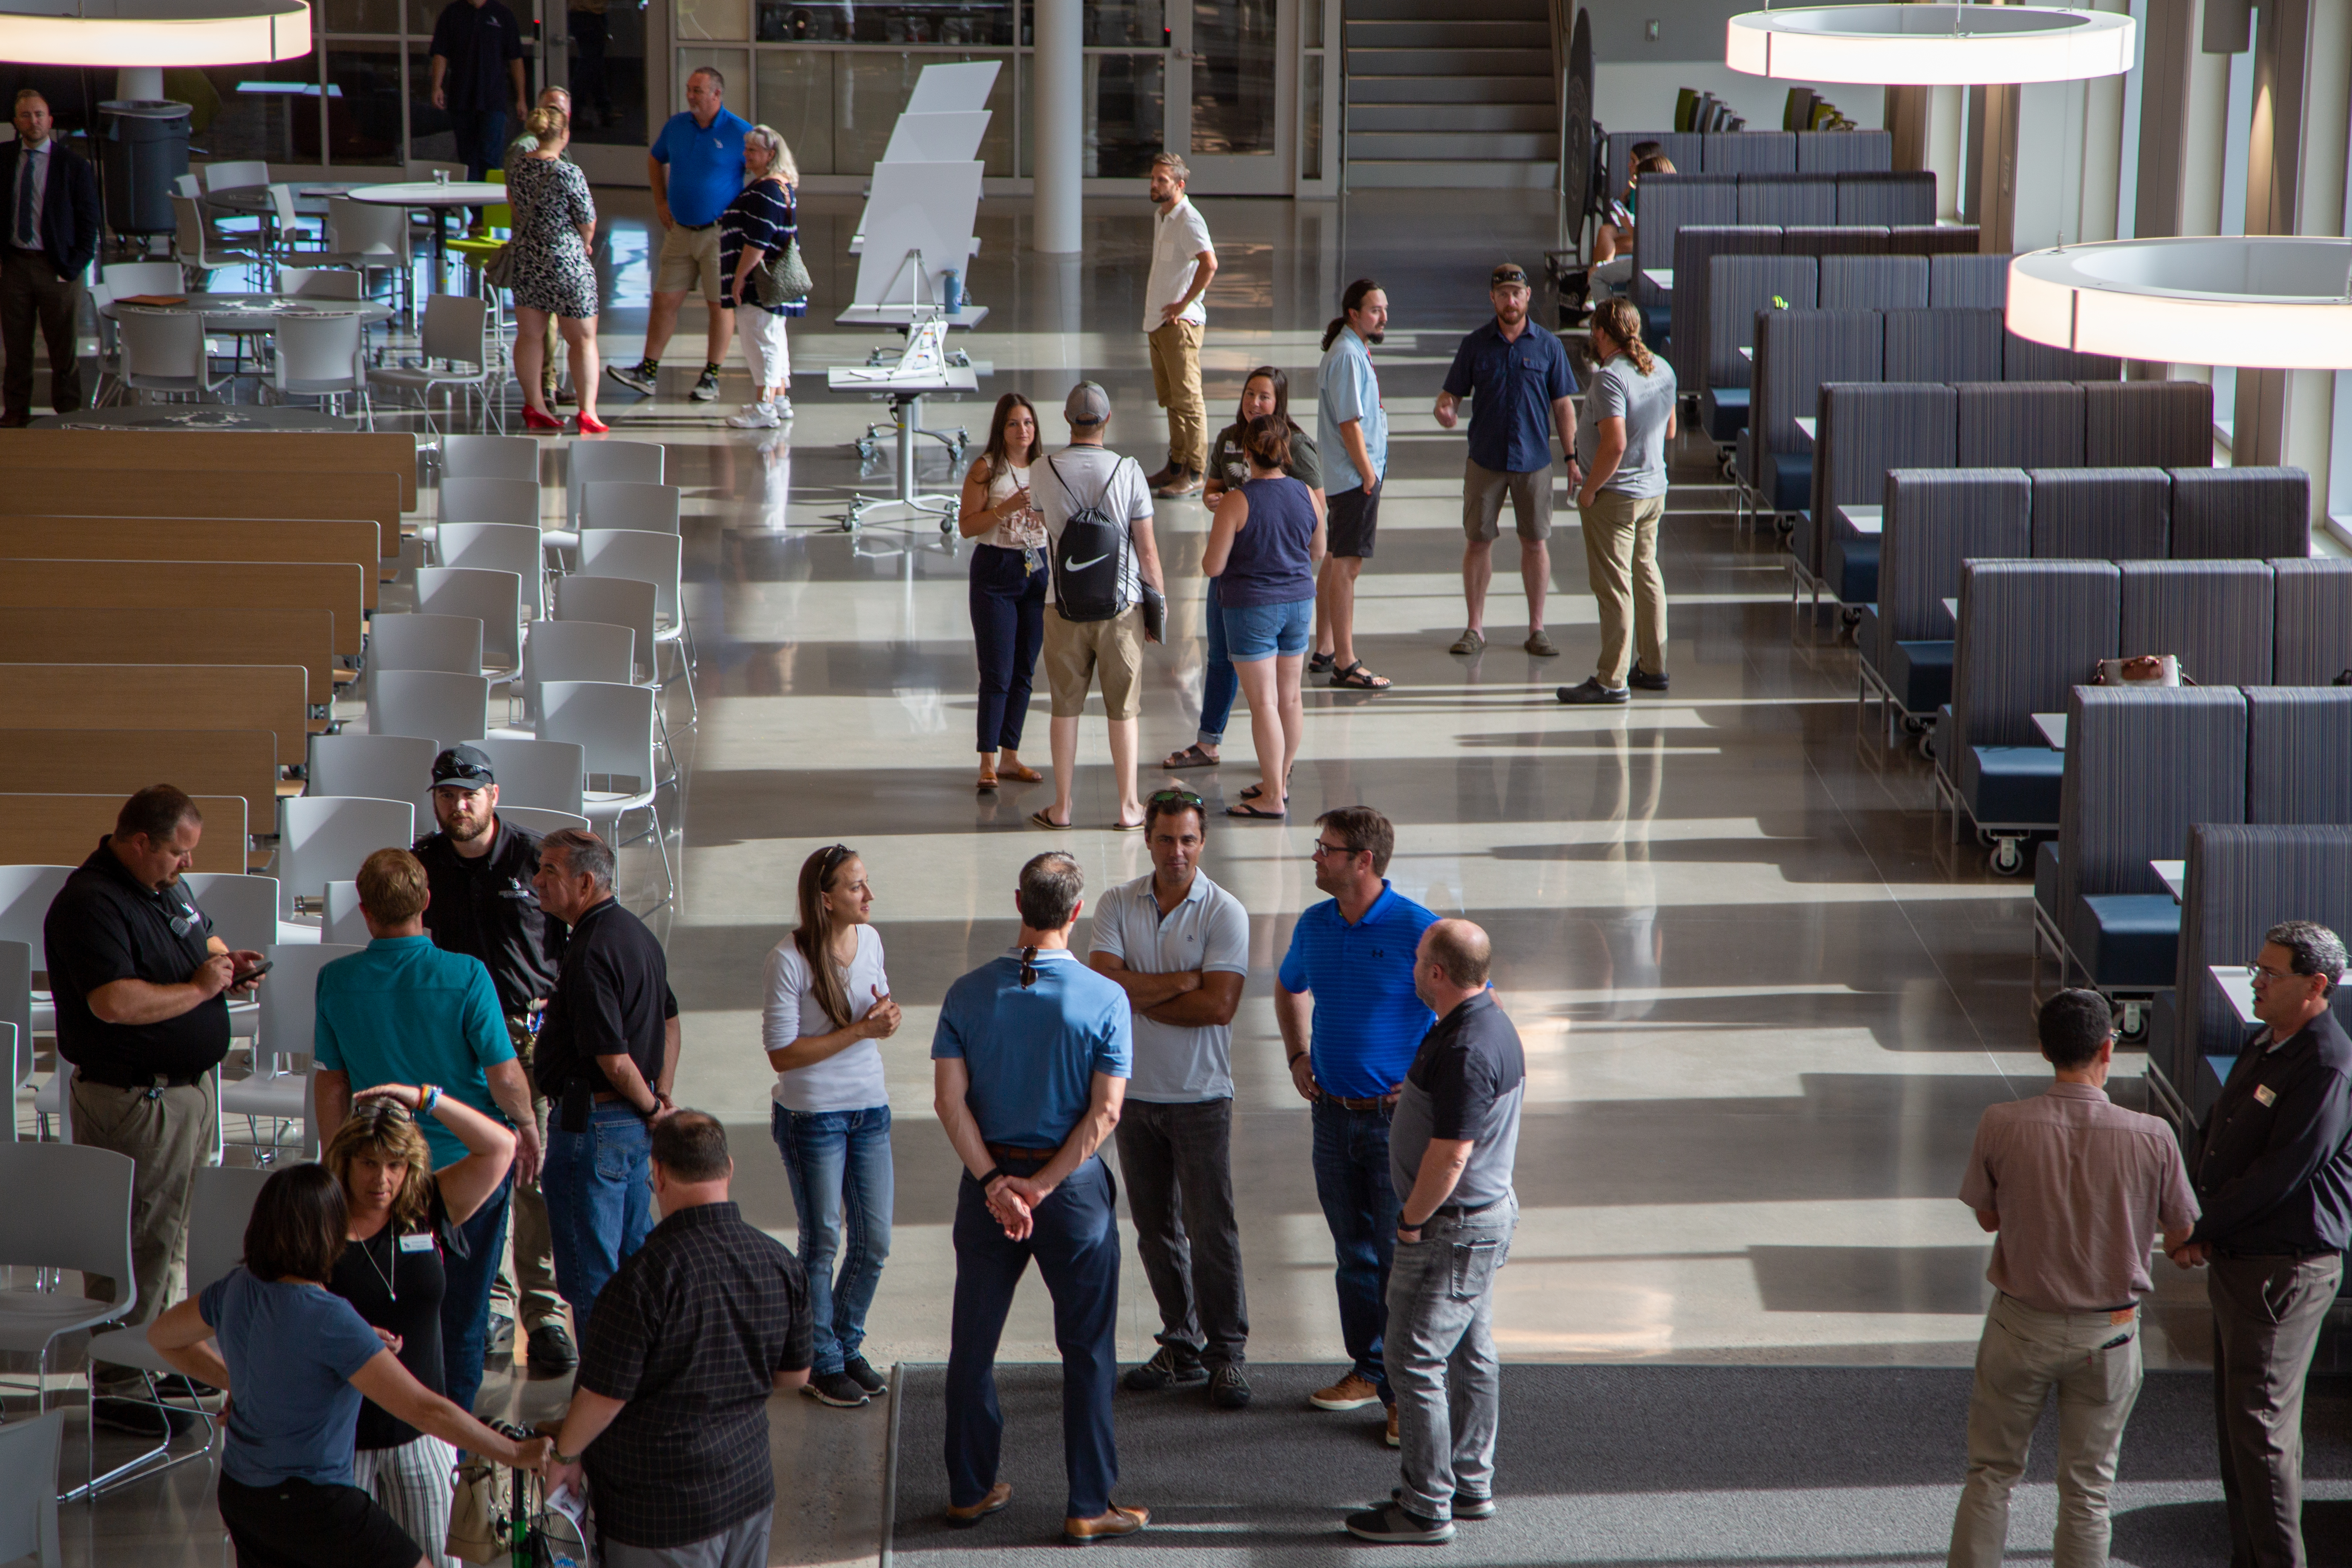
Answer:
[{"left": 722, "top": 124, "right": 807, "bottom": 429}]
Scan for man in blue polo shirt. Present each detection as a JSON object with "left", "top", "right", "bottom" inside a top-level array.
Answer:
[
  {"left": 933, "top": 852, "right": 1150, "bottom": 1545},
  {"left": 1275, "top": 805, "right": 1439, "bottom": 1444},
  {"left": 312, "top": 847, "right": 539, "bottom": 1422},
  {"left": 1433, "top": 262, "right": 1580, "bottom": 660},
  {"left": 608, "top": 65, "right": 749, "bottom": 405}
]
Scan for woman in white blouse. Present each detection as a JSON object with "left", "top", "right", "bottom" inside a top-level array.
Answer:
[
  {"left": 958, "top": 393, "right": 1049, "bottom": 793},
  {"left": 762, "top": 842, "right": 901, "bottom": 1409}
]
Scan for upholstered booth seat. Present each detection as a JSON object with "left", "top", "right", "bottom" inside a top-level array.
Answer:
[{"left": 2073, "top": 894, "right": 2182, "bottom": 989}]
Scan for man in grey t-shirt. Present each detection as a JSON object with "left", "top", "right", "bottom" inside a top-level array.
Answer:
[
  {"left": 1560, "top": 297, "right": 1680, "bottom": 708},
  {"left": 1088, "top": 791, "right": 1253, "bottom": 1407},
  {"left": 1346, "top": 919, "right": 1523, "bottom": 1545}
]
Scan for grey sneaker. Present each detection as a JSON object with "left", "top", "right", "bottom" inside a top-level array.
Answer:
[
  {"left": 605, "top": 361, "right": 658, "bottom": 397},
  {"left": 1396, "top": 1487, "right": 1492, "bottom": 1520},
  {"left": 691, "top": 369, "right": 721, "bottom": 402},
  {"left": 1121, "top": 1343, "right": 1207, "bottom": 1391},
  {"left": 1346, "top": 1502, "right": 1454, "bottom": 1544},
  {"left": 1208, "top": 1363, "right": 1251, "bottom": 1409}
]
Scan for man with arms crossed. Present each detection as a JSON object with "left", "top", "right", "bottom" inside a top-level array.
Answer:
[
  {"left": 1089, "top": 788, "right": 1252, "bottom": 1407},
  {"left": 1945, "top": 989, "right": 2197, "bottom": 1568},
  {"left": 1141, "top": 153, "right": 1216, "bottom": 498}
]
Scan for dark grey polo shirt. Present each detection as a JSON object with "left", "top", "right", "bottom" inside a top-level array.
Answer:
[{"left": 1390, "top": 990, "right": 1526, "bottom": 1212}]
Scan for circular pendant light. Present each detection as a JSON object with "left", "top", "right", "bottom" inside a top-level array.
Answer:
[
  {"left": 1726, "top": 4, "right": 2136, "bottom": 86},
  {"left": 0, "top": 0, "right": 311, "bottom": 66},
  {"left": 2008, "top": 236, "right": 2352, "bottom": 370}
]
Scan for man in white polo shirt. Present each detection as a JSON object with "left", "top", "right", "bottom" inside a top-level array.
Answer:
[
  {"left": 1087, "top": 787, "right": 1252, "bottom": 1408},
  {"left": 1141, "top": 152, "right": 1216, "bottom": 498}
]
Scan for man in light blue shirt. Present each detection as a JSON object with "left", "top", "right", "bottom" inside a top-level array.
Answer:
[
  {"left": 312, "top": 847, "right": 538, "bottom": 1422},
  {"left": 932, "top": 852, "right": 1148, "bottom": 1544},
  {"left": 607, "top": 65, "right": 751, "bottom": 405},
  {"left": 1314, "top": 279, "right": 1393, "bottom": 692}
]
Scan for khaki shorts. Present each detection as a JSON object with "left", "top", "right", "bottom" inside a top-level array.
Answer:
[
  {"left": 1043, "top": 603, "right": 1145, "bottom": 719},
  {"left": 1462, "top": 457, "right": 1555, "bottom": 543},
  {"left": 654, "top": 221, "right": 724, "bottom": 298}
]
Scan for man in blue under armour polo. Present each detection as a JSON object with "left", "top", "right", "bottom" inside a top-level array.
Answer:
[
  {"left": 1274, "top": 805, "right": 1439, "bottom": 1441},
  {"left": 932, "top": 852, "right": 1151, "bottom": 1545}
]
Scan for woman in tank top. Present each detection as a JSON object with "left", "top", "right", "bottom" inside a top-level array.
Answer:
[
  {"left": 957, "top": 393, "right": 1050, "bottom": 791},
  {"left": 1203, "top": 415, "right": 1326, "bottom": 819}
]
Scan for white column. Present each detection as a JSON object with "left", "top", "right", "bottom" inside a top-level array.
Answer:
[{"left": 1033, "top": 0, "right": 1083, "bottom": 254}]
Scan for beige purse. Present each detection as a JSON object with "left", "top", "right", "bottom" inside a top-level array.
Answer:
[
  {"left": 2093, "top": 654, "right": 2188, "bottom": 687},
  {"left": 447, "top": 1454, "right": 506, "bottom": 1563}
]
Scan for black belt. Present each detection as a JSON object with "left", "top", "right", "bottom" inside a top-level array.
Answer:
[
  {"left": 1430, "top": 1195, "right": 1505, "bottom": 1222},
  {"left": 76, "top": 1066, "right": 205, "bottom": 1091},
  {"left": 985, "top": 1141, "right": 1058, "bottom": 1164}
]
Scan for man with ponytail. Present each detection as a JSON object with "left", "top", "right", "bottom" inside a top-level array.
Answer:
[
  {"left": 1314, "top": 280, "right": 1394, "bottom": 692},
  {"left": 1559, "top": 296, "right": 1678, "bottom": 706}
]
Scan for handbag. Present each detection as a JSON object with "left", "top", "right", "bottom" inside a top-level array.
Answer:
[
  {"left": 750, "top": 233, "right": 812, "bottom": 308},
  {"left": 2093, "top": 654, "right": 2191, "bottom": 687},
  {"left": 481, "top": 242, "right": 517, "bottom": 291},
  {"left": 447, "top": 1454, "right": 505, "bottom": 1563}
]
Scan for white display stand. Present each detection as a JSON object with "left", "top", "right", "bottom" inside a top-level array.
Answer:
[
  {"left": 827, "top": 323, "right": 980, "bottom": 531},
  {"left": 838, "top": 161, "right": 989, "bottom": 328},
  {"left": 905, "top": 60, "right": 999, "bottom": 113},
  {"left": 883, "top": 110, "right": 991, "bottom": 163}
]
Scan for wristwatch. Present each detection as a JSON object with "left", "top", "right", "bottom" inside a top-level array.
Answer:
[{"left": 552, "top": 1448, "right": 583, "bottom": 1466}]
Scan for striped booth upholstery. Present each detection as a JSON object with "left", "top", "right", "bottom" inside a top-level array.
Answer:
[
  {"left": 1818, "top": 254, "right": 1927, "bottom": 311},
  {"left": 1836, "top": 172, "right": 1937, "bottom": 225},
  {"left": 1633, "top": 176, "right": 1737, "bottom": 337},
  {"left": 1745, "top": 308, "right": 1882, "bottom": 515},
  {"left": 1798, "top": 129, "right": 1896, "bottom": 171},
  {"left": 2118, "top": 559, "right": 2276, "bottom": 687},
  {"left": 1887, "top": 225, "right": 1982, "bottom": 256},
  {"left": 2245, "top": 687, "right": 2352, "bottom": 826},
  {"left": 1737, "top": 173, "right": 1838, "bottom": 225},
  {"left": 2168, "top": 466, "right": 2310, "bottom": 560},
  {"left": 1882, "top": 309, "right": 2005, "bottom": 383},
  {"left": 2160, "top": 824, "right": 2352, "bottom": 1116},
  {"left": 2272, "top": 558, "right": 2352, "bottom": 685},
  {"left": 1605, "top": 130, "right": 1890, "bottom": 201},
  {"left": 1928, "top": 254, "right": 2010, "bottom": 308},
  {"left": 1803, "top": 383, "right": 1957, "bottom": 597},
  {"left": 1957, "top": 382, "right": 2084, "bottom": 469},
  {"left": 1673, "top": 225, "right": 1784, "bottom": 383},
  {"left": 2003, "top": 331, "right": 2122, "bottom": 382},
  {"left": 2028, "top": 467, "right": 2170, "bottom": 561},
  {"left": 1864, "top": 467, "right": 2030, "bottom": 713},
  {"left": 1783, "top": 224, "right": 1891, "bottom": 257},
  {"left": 2085, "top": 382, "right": 2213, "bottom": 468},
  {"left": 1703, "top": 131, "right": 1798, "bottom": 173},
  {"left": 1700, "top": 255, "right": 1817, "bottom": 439},
  {"left": 1951, "top": 559, "right": 2119, "bottom": 831},
  {"left": 2057, "top": 685, "right": 2248, "bottom": 989}
]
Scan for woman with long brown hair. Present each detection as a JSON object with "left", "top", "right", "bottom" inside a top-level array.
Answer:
[
  {"left": 958, "top": 392, "right": 1049, "bottom": 790},
  {"left": 761, "top": 842, "right": 902, "bottom": 1409}
]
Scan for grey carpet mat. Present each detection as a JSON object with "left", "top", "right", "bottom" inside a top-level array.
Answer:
[{"left": 887, "top": 1363, "right": 2352, "bottom": 1565}]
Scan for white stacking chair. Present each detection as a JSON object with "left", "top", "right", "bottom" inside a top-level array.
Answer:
[
  {"left": 373, "top": 294, "right": 497, "bottom": 433},
  {"left": 170, "top": 193, "right": 265, "bottom": 286},
  {"left": 475, "top": 737, "right": 586, "bottom": 816},
  {"left": 201, "top": 159, "right": 270, "bottom": 193},
  {"left": 540, "top": 680, "right": 672, "bottom": 905},
  {"left": 226, "top": 943, "right": 356, "bottom": 1159},
  {"left": 320, "top": 196, "right": 415, "bottom": 320},
  {"left": 170, "top": 172, "right": 201, "bottom": 198},
  {"left": 323, "top": 881, "right": 369, "bottom": 946},
  {"left": 118, "top": 309, "right": 229, "bottom": 403},
  {"left": 417, "top": 566, "right": 523, "bottom": 679},
  {"left": 0, "top": 1408, "right": 62, "bottom": 1566},
  {"left": 524, "top": 618, "right": 635, "bottom": 725},
  {"left": 180, "top": 871, "right": 279, "bottom": 1041},
  {"left": 443, "top": 434, "right": 540, "bottom": 483},
  {"left": 499, "top": 806, "right": 589, "bottom": 838},
  {"left": 266, "top": 311, "right": 372, "bottom": 427},
  {"left": 264, "top": 183, "right": 322, "bottom": 257},
  {"left": 581, "top": 480, "right": 681, "bottom": 536},
  {"left": 579, "top": 528, "right": 695, "bottom": 719},
  {"left": 371, "top": 670, "right": 490, "bottom": 748},
  {"left": 553, "top": 572, "right": 657, "bottom": 685},
  {"left": 369, "top": 612, "right": 486, "bottom": 677},
  {"left": 0, "top": 1143, "right": 137, "bottom": 1411},
  {"left": 442, "top": 476, "right": 541, "bottom": 529},
  {"left": 77, "top": 1165, "right": 269, "bottom": 1499},
  {"left": 276, "top": 796, "right": 413, "bottom": 920},
  {"left": 438, "top": 522, "right": 547, "bottom": 621},
  {"left": 0, "top": 865, "right": 72, "bottom": 1052},
  {"left": 556, "top": 440, "right": 663, "bottom": 553},
  {"left": 308, "top": 733, "right": 437, "bottom": 803},
  {"left": 100, "top": 260, "right": 183, "bottom": 297}
]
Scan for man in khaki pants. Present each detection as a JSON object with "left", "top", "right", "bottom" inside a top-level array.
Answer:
[
  {"left": 1559, "top": 297, "right": 1676, "bottom": 707},
  {"left": 1946, "top": 989, "right": 2198, "bottom": 1568},
  {"left": 1141, "top": 153, "right": 1216, "bottom": 499}
]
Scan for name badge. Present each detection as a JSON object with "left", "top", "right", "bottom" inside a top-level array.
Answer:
[
  {"left": 2254, "top": 1084, "right": 2278, "bottom": 1108},
  {"left": 398, "top": 1233, "right": 436, "bottom": 1254}
]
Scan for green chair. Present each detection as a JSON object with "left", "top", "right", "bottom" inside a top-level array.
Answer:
[{"left": 446, "top": 169, "right": 511, "bottom": 306}]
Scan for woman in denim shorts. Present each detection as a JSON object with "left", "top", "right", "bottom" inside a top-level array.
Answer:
[{"left": 1204, "top": 414, "right": 1326, "bottom": 819}]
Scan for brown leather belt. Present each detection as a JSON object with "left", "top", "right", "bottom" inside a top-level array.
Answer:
[
  {"left": 1312, "top": 1081, "right": 1399, "bottom": 1111},
  {"left": 986, "top": 1141, "right": 1058, "bottom": 1163}
]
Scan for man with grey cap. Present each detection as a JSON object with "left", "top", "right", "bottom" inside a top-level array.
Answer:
[
  {"left": 1029, "top": 380, "right": 1166, "bottom": 834},
  {"left": 413, "top": 743, "right": 576, "bottom": 1373}
]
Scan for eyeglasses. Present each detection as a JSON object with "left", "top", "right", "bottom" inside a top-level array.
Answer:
[
  {"left": 2247, "top": 963, "right": 2304, "bottom": 983},
  {"left": 817, "top": 843, "right": 853, "bottom": 880},
  {"left": 1019, "top": 943, "right": 1040, "bottom": 989},
  {"left": 1310, "top": 840, "right": 1361, "bottom": 859}
]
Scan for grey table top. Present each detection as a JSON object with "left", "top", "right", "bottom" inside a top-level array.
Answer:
[
  {"left": 105, "top": 292, "right": 394, "bottom": 329},
  {"left": 30, "top": 406, "right": 357, "bottom": 431}
]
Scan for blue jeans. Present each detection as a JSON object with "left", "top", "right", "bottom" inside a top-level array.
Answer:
[
  {"left": 1199, "top": 576, "right": 1238, "bottom": 746},
  {"left": 440, "top": 1172, "right": 511, "bottom": 1420},
  {"left": 945, "top": 1158, "right": 1120, "bottom": 1519},
  {"left": 447, "top": 108, "right": 509, "bottom": 182},
  {"left": 969, "top": 543, "right": 1045, "bottom": 754},
  {"left": 542, "top": 1103, "right": 653, "bottom": 1327},
  {"left": 1311, "top": 1096, "right": 1400, "bottom": 1402},
  {"left": 769, "top": 1103, "right": 895, "bottom": 1376}
]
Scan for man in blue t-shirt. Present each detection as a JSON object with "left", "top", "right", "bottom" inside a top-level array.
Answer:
[
  {"left": 932, "top": 852, "right": 1149, "bottom": 1545},
  {"left": 607, "top": 65, "right": 750, "bottom": 406},
  {"left": 1274, "top": 804, "right": 1438, "bottom": 1441},
  {"left": 1433, "top": 262, "right": 1580, "bottom": 661}
]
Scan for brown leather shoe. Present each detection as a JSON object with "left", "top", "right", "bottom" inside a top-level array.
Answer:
[
  {"left": 945, "top": 1482, "right": 1012, "bottom": 1528},
  {"left": 1153, "top": 468, "right": 1203, "bottom": 498},
  {"left": 1143, "top": 462, "right": 1178, "bottom": 490},
  {"left": 1064, "top": 1503, "right": 1149, "bottom": 1542}
]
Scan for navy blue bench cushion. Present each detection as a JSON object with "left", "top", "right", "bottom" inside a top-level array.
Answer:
[
  {"left": 1827, "top": 537, "right": 1877, "bottom": 606},
  {"left": 2074, "top": 894, "right": 2181, "bottom": 989},
  {"left": 1966, "top": 745, "right": 2067, "bottom": 827},
  {"left": 1770, "top": 451, "right": 1813, "bottom": 513},
  {"left": 1886, "top": 639, "right": 1953, "bottom": 714},
  {"left": 1701, "top": 385, "right": 1750, "bottom": 441}
]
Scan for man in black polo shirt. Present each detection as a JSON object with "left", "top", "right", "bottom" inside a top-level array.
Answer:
[
  {"left": 44, "top": 786, "right": 263, "bottom": 1431},
  {"left": 1347, "top": 919, "right": 1524, "bottom": 1546},
  {"left": 545, "top": 1112, "right": 810, "bottom": 1568},
  {"left": 530, "top": 828, "right": 680, "bottom": 1327},
  {"left": 428, "top": 0, "right": 527, "bottom": 183},
  {"left": 414, "top": 744, "right": 573, "bottom": 1372}
]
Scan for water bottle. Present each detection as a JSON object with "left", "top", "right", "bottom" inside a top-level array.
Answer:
[{"left": 941, "top": 268, "right": 962, "bottom": 316}]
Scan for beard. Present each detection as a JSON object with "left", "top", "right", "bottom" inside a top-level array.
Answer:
[
  {"left": 444, "top": 810, "right": 494, "bottom": 845},
  {"left": 1360, "top": 328, "right": 1384, "bottom": 345}
]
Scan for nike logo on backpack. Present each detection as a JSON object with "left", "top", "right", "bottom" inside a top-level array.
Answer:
[{"left": 1066, "top": 553, "right": 1110, "bottom": 571}]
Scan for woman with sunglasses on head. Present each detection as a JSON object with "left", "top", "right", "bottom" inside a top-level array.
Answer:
[
  {"left": 960, "top": 392, "right": 1050, "bottom": 792},
  {"left": 763, "top": 843, "right": 902, "bottom": 1409},
  {"left": 1203, "top": 415, "right": 1326, "bottom": 819},
  {"left": 322, "top": 1086, "right": 518, "bottom": 1568},
  {"left": 1166, "top": 368, "right": 1325, "bottom": 772}
]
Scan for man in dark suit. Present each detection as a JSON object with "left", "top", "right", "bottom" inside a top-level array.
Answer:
[
  {"left": 2, "top": 89, "right": 101, "bottom": 427},
  {"left": 2172, "top": 919, "right": 2352, "bottom": 1568}
]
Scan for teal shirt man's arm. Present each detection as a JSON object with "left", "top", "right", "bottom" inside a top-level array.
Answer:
[{"left": 312, "top": 968, "right": 351, "bottom": 1139}]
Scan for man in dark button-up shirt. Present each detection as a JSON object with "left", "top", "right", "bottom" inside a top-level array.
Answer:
[
  {"left": 546, "top": 1112, "right": 810, "bottom": 1565},
  {"left": 531, "top": 828, "right": 681, "bottom": 1326},
  {"left": 2174, "top": 919, "right": 2352, "bottom": 1568},
  {"left": 1433, "top": 263, "right": 1579, "bottom": 660},
  {"left": 428, "top": 0, "right": 527, "bottom": 181}
]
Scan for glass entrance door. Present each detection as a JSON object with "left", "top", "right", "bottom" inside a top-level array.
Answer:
[{"left": 1168, "top": 0, "right": 1289, "bottom": 193}]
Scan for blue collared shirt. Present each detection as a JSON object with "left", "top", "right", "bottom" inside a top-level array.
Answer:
[
  {"left": 1276, "top": 882, "right": 1439, "bottom": 1098},
  {"left": 1317, "top": 327, "right": 1388, "bottom": 490},
  {"left": 650, "top": 107, "right": 752, "bottom": 228},
  {"left": 932, "top": 948, "right": 1132, "bottom": 1148},
  {"left": 1440, "top": 317, "right": 1578, "bottom": 474},
  {"left": 314, "top": 934, "right": 513, "bottom": 1166}
]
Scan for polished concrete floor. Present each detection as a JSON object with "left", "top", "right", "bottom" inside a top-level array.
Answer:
[{"left": 33, "top": 187, "right": 2249, "bottom": 1564}]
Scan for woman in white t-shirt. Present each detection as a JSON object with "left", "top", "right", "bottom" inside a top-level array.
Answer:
[{"left": 762, "top": 842, "right": 902, "bottom": 1409}]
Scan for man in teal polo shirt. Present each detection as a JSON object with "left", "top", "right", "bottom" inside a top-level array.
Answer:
[
  {"left": 1274, "top": 804, "right": 1438, "bottom": 1444},
  {"left": 313, "top": 846, "right": 539, "bottom": 1420}
]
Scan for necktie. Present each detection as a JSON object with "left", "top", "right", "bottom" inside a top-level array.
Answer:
[{"left": 15, "top": 149, "right": 36, "bottom": 249}]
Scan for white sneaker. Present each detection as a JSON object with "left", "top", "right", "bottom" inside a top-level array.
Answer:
[
  {"left": 726, "top": 403, "right": 779, "bottom": 429},
  {"left": 772, "top": 396, "right": 793, "bottom": 420}
]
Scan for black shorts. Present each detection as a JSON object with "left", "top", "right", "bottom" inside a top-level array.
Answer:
[
  {"left": 217, "top": 1474, "right": 422, "bottom": 1568},
  {"left": 1327, "top": 477, "right": 1382, "bottom": 559}
]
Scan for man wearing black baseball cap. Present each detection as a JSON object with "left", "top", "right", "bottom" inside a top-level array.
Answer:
[{"left": 413, "top": 744, "right": 576, "bottom": 1373}]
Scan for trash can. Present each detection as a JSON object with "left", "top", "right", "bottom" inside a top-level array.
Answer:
[{"left": 98, "top": 99, "right": 191, "bottom": 238}]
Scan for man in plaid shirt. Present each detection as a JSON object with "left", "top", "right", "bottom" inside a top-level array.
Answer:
[{"left": 544, "top": 1112, "right": 811, "bottom": 1566}]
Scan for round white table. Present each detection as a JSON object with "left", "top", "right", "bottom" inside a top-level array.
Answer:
[
  {"left": 104, "top": 293, "right": 395, "bottom": 331},
  {"left": 347, "top": 181, "right": 507, "bottom": 285}
]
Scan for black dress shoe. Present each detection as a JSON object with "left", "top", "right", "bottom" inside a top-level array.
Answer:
[
  {"left": 1628, "top": 665, "right": 1670, "bottom": 691},
  {"left": 1557, "top": 677, "right": 1631, "bottom": 705},
  {"left": 527, "top": 1321, "right": 578, "bottom": 1372}
]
